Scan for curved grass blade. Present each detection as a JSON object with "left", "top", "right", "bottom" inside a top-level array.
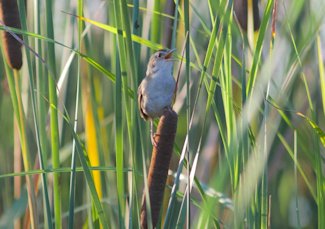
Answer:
[
  {"left": 296, "top": 112, "right": 325, "bottom": 147},
  {"left": 246, "top": 0, "right": 274, "bottom": 95}
]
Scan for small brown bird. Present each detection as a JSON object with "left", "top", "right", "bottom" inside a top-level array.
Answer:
[{"left": 138, "top": 49, "right": 176, "bottom": 146}]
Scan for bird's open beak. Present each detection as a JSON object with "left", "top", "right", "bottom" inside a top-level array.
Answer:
[{"left": 164, "top": 48, "right": 176, "bottom": 59}]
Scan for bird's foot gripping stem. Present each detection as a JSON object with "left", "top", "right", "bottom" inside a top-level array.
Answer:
[
  {"left": 150, "top": 132, "right": 161, "bottom": 148},
  {"left": 150, "top": 121, "right": 159, "bottom": 147},
  {"left": 150, "top": 107, "right": 172, "bottom": 147}
]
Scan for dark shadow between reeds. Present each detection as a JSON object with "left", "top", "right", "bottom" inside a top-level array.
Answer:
[
  {"left": 233, "top": 0, "right": 260, "bottom": 32},
  {"left": 140, "top": 108, "right": 178, "bottom": 229}
]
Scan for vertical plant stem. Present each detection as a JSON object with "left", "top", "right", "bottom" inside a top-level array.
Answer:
[
  {"left": 115, "top": 55, "right": 124, "bottom": 227},
  {"left": 12, "top": 69, "right": 38, "bottom": 228},
  {"left": 80, "top": 1, "right": 105, "bottom": 225},
  {"left": 131, "top": 0, "right": 141, "bottom": 227},
  {"left": 183, "top": 0, "right": 191, "bottom": 227},
  {"left": 171, "top": 0, "right": 179, "bottom": 49},
  {"left": 222, "top": 3, "right": 239, "bottom": 226},
  {"left": 13, "top": 120, "right": 21, "bottom": 229},
  {"left": 313, "top": 109, "right": 324, "bottom": 228},
  {"left": 34, "top": 0, "right": 48, "bottom": 166},
  {"left": 113, "top": 0, "right": 137, "bottom": 226},
  {"left": 225, "top": 10, "right": 237, "bottom": 189},
  {"left": 83, "top": 72, "right": 103, "bottom": 222},
  {"left": 317, "top": 35, "right": 325, "bottom": 116},
  {"left": 120, "top": 0, "right": 138, "bottom": 182},
  {"left": 112, "top": 0, "right": 126, "bottom": 218},
  {"left": 316, "top": 35, "right": 325, "bottom": 228},
  {"left": 240, "top": 34, "right": 251, "bottom": 228},
  {"left": 48, "top": 29, "right": 61, "bottom": 229},
  {"left": 119, "top": 0, "right": 138, "bottom": 161},
  {"left": 18, "top": 0, "right": 53, "bottom": 227},
  {"left": 294, "top": 130, "right": 301, "bottom": 229},
  {"left": 45, "top": 0, "right": 61, "bottom": 228},
  {"left": 68, "top": 1, "right": 83, "bottom": 228},
  {"left": 151, "top": 0, "right": 160, "bottom": 46},
  {"left": 261, "top": 86, "right": 269, "bottom": 229}
]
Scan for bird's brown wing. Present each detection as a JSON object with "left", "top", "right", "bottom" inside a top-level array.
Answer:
[{"left": 137, "top": 83, "right": 149, "bottom": 120}]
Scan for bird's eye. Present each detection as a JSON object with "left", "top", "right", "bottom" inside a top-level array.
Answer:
[{"left": 157, "top": 53, "right": 162, "bottom": 58}]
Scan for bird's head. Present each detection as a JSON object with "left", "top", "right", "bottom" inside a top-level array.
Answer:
[{"left": 146, "top": 49, "right": 175, "bottom": 76}]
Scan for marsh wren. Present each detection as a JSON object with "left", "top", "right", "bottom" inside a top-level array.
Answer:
[{"left": 138, "top": 49, "right": 176, "bottom": 146}]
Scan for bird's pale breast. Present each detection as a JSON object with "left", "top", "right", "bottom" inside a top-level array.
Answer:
[{"left": 140, "top": 71, "right": 175, "bottom": 119}]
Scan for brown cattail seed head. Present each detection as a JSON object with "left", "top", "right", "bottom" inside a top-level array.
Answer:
[
  {"left": 234, "top": 0, "right": 260, "bottom": 32},
  {"left": 141, "top": 108, "right": 178, "bottom": 229},
  {"left": 0, "top": 0, "right": 23, "bottom": 70}
]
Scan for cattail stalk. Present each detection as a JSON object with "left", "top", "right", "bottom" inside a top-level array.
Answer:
[
  {"left": 141, "top": 109, "right": 178, "bottom": 229},
  {"left": 0, "top": 0, "right": 23, "bottom": 69}
]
